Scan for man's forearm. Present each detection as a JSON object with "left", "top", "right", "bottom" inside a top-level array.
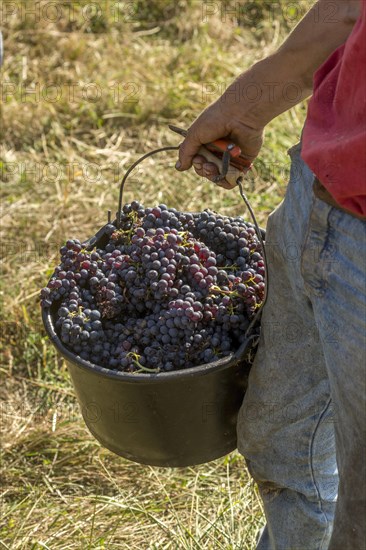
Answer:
[
  {"left": 221, "top": 0, "right": 360, "bottom": 128},
  {"left": 177, "top": 0, "right": 360, "bottom": 172}
]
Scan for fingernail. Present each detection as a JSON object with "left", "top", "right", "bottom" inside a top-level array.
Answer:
[
  {"left": 203, "top": 163, "right": 212, "bottom": 176},
  {"left": 175, "top": 161, "right": 182, "bottom": 170},
  {"left": 193, "top": 162, "right": 202, "bottom": 170}
]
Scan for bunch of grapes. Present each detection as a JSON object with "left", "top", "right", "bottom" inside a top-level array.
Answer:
[{"left": 40, "top": 201, "right": 265, "bottom": 373}]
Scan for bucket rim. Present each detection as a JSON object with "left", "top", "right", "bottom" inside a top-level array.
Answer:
[{"left": 42, "top": 307, "right": 254, "bottom": 382}]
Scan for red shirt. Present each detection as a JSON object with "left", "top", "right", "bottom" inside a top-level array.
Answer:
[{"left": 301, "top": 2, "right": 366, "bottom": 216}]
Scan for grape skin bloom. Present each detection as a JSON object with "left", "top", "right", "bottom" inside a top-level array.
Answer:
[{"left": 40, "top": 202, "right": 265, "bottom": 373}]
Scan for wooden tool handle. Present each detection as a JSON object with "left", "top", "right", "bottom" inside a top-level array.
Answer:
[{"left": 197, "top": 146, "right": 243, "bottom": 188}]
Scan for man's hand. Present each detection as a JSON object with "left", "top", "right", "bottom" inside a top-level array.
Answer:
[{"left": 176, "top": 101, "right": 264, "bottom": 186}]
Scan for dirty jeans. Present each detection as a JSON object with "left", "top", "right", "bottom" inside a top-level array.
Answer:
[{"left": 237, "top": 142, "right": 366, "bottom": 549}]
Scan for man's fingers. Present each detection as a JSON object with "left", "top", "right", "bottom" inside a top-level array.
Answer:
[
  {"left": 192, "top": 156, "right": 233, "bottom": 189},
  {"left": 192, "top": 155, "right": 217, "bottom": 178},
  {"left": 192, "top": 154, "right": 207, "bottom": 169},
  {"left": 193, "top": 156, "right": 219, "bottom": 180}
]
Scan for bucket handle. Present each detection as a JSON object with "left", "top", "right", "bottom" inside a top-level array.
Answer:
[
  {"left": 116, "top": 145, "right": 180, "bottom": 228},
  {"left": 115, "top": 145, "right": 268, "bottom": 340}
]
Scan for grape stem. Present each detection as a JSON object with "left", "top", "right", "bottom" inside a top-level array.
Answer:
[{"left": 127, "top": 352, "right": 160, "bottom": 374}]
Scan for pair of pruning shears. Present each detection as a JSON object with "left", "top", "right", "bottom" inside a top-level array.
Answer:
[{"left": 169, "top": 124, "right": 252, "bottom": 187}]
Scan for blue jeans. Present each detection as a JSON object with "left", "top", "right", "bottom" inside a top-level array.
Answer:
[{"left": 237, "top": 143, "right": 366, "bottom": 549}]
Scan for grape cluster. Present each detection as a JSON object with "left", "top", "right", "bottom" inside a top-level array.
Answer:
[{"left": 41, "top": 201, "right": 265, "bottom": 373}]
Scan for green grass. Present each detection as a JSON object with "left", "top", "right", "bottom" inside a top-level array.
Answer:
[{"left": 1, "top": 1, "right": 310, "bottom": 547}]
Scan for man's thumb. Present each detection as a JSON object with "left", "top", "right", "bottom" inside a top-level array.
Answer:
[{"left": 176, "top": 131, "right": 202, "bottom": 171}]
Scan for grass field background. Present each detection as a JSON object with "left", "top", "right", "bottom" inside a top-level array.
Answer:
[{"left": 1, "top": 1, "right": 309, "bottom": 548}]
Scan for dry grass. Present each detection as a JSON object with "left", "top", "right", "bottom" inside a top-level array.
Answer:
[
  {"left": 1, "top": 1, "right": 309, "bottom": 548},
  {"left": 1, "top": 375, "right": 264, "bottom": 549}
]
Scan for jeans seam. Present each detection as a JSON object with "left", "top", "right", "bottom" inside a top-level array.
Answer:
[
  {"left": 309, "top": 396, "right": 333, "bottom": 550},
  {"left": 300, "top": 181, "right": 316, "bottom": 290},
  {"left": 301, "top": 189, "right": 335, "bottom": 298}
]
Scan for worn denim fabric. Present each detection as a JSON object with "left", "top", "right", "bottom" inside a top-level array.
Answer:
[{"left": 237, "top": 142, "right": 366, "bottom": 549}]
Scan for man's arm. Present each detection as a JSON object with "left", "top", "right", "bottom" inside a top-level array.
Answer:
[{"left": 177, "top": 0, "right": 360, "bottom": 183}]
